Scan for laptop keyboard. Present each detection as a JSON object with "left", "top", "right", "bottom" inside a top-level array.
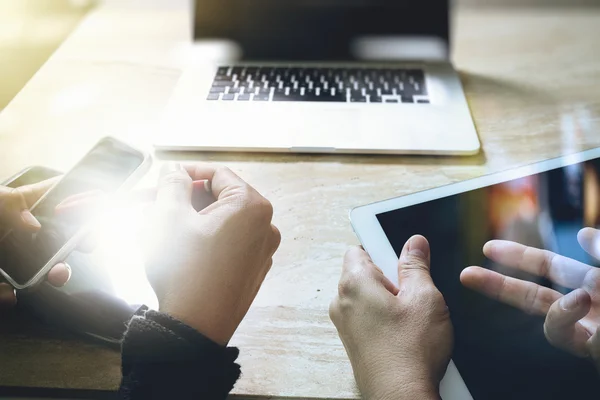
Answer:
[{"left": 207, "top": 66, "right": 429, "bottom": 103}]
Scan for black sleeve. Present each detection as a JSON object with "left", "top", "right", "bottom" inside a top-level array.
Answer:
[{"left": 119, "top": 309, "right": 241, "bottom": 400}]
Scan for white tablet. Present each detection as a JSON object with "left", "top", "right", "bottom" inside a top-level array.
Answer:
[{"left": 350, "top": 147, "right": 600, "bottom": 399}]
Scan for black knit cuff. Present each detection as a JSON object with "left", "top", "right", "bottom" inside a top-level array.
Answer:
[{"left": 119, "top": 310, "right": 241, "bottom": 400}]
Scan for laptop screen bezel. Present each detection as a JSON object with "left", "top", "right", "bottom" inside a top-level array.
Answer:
[{"left": 192, "top": 0, "right": 450, "bottom": 62}]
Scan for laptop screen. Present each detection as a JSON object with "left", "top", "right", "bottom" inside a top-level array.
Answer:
[{"left": 193, "top": 0, "right": 450, "bottom": 61}]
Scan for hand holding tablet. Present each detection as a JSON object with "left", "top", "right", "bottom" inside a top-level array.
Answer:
[
  {"left": 461, "top": 227, "right": 600, "bottom": 370},
  {"left": 350, "top": 147, "right": 600, "bottom": 398},
  {"left": 330, "top": 236, "right": 453, "bottom": 400}
]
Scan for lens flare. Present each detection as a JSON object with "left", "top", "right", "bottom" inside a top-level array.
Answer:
[{"left": 91, "top": 201, "right": 158, "bottom": 310}]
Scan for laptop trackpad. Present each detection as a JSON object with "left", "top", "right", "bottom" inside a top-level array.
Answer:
[
  {"left": 198, "top": 107, "right": 362, "bottom": 150},
  {"left": 288, "top": 109, "right": 362, "bottom": 148}
]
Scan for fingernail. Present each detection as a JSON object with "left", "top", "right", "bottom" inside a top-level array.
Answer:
[
  {"left": 64, "top": 264, "right": 72, "bottom": 284},
  {"left": 399, "top": 240, "right": 410, "bottom": 262},
  {"left": 560, "top": 291, "right": 579, "bottom": 311},
  {"left": 160, "top": 162, "right": 183, "bottom": 176},
  {"left": 407, "top": 236, "right": 429, "bottom": 259},
  {"left": 47, "top": 263, "right": 71, "bottom": 287},
  {"left": 0, "top": 283, "right": 17, "bottom": 309},
  {"left": 203, "top": 180, "right": 212, "bottom": 193},
  {"left": 20, "top": 210, "right": 41, "bottom": 229}
]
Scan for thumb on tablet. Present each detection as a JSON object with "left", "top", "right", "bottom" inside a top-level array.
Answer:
[{"left": 398, "top": 235, "right": 434, "bottom": 288}]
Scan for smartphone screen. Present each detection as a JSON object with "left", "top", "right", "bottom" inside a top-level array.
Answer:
[{"left": 0, "top": 138, "right": 146, "bottom": 287}]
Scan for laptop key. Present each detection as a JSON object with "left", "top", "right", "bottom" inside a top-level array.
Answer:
[
  {"left": 237, "top": 94, "right": 251, "bottom": 101},
  {"left": 207, "top": 93, "right": 220, "bottom": 100},
  {"left": 407, "top": 69, "right": 425, "bottom": 81},
  {"left": 222, "top": 94, "right": 235, "bottom": 101},
  {"left": 253, "top": 94, "right": 270, "bottom": 101},
  {"left": 402, "top": 96, "right": 414, "bottom": 103},
  {"left": 320, "top": 92, "right": 347, "bottom": 101},
  {"left": 301, "top": 94, "right": 334, "bottom": 102},
  {"left": 272, "top": 94, "right": 297, "bottom": 101},
  {"left": 212, "top": 81, "right": 230, "bottom": 87},
  {"left": 210, "top": 87, "right": 226, "bottom": 93}
]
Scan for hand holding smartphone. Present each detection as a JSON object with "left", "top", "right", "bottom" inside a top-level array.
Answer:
[{"left": 0, "top": 137, "right": 150, "bottom": 290}]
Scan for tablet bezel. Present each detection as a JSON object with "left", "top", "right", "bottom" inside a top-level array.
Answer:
[
  {"left": 349, "top": 146, "right": 600, "bottom": 399},
  {"left": 351, "top": 147, "right": 600, "bottom": 283}
]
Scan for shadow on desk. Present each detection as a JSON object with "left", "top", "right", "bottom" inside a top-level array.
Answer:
[
  {"left": 0, "top": 388, "right": 301, "bottom": 400},
  {"left": 155, "top": 149, "right": 489, "bottom": 167},
  {"left": 0, "top": 386, "right": 114, "bottom": 400}
]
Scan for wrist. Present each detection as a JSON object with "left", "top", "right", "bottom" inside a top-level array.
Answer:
[
  {"left": 366, "top": 379, "right": 439, "bottom": 400},
  {"left": 159, "top": 303, "right": 232, "bottom": 346},
  {"left": 357, "top": 366, "right": 440, "bottom": 400}
]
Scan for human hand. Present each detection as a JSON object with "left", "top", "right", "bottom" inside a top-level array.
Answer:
[
  {"left": 329, "top": 235, "right": 452, "bottom": 400},
  {"left": 0, "top": 179, "right": 71, "bottom": 309},
  {"left": 143, "top": 163, "right": 281, "bottom": 346},
  {"left": 461, "top": 227, "right": 600, "bottom": 370}
]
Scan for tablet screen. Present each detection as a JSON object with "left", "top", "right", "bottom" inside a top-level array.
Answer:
[{"left": 376, "top": 159, "right": 600, "bottom": 399}]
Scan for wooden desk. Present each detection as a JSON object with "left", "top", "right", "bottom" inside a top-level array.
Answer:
[{"left": 0, "top": 0, "right": 599, "bottom": 398}]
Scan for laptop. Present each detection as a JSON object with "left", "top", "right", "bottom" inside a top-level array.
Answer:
[{"left": 155, "top": 0, "right": 480, "bottom": 155}]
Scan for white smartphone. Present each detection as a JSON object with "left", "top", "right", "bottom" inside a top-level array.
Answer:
[{"left": 0, "top": 137, "right": 151, "bottom": 290}]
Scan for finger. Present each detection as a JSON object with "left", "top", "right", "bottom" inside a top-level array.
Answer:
[
  {"left": 0, "top": 283, "right": 17, "bottom": 310},
  {"left": 397, "top": 235, "right": 434, "bottom": 289},
  {"left": 483, "top": 240, "right": 592, "bottom": 289},
  {"left": 342, "top": 246, "right": 373, "bottom": 276},
  {"left": 340, "top": 246, "right": 395, "bottom": 296},
  {"left": 55, "top": 189, "right": 104, "bottom": 209},
  {"left": 270, "top": 224, "right": 282, "bottom": 255},
  {"left": 46, "top": 263, "right": 71, "bottom": 287},
  {"left": 380, "top": 271, "right": 399, "bottom": 295},
  {"left": 461, "top": 266, "right": 562, "bottom": 315},
  {"left": 16, "top": 209, "right": 41, "bottom": 231},
  {"left": 156, "top": 162, "right": 193, "bottom": 207},
  {"left": 348, "top": 246, "right": 400, "bottom": 295},
  {"left": 588, "top": 327, "right": 600, "bottom": 370},
  {"left": 191, "top": 180, "right": 215, "bottom": 211},
  {"left": 124, "top": 180, "right": 210, "bottom": 205},
  {"left": 54, "top": 191, "right": 106, "bottom": 218},
  {"left": 544, "top": 289, "right": 592, "bottom": 357},
  {"left": 0, "top": 178, "right": 59, "bottom": 231},
  {"left": 182, "top": 164, "right": 248, "bottom": 201},
  {"left": 577, "top": 228, "right": 600, "bottom": 261},
  {"left": 15, "top": 176, "right": 60, "bottom": 207},
  {"left": 0, "top": 186, "right": 36, "bottom": 230}
]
